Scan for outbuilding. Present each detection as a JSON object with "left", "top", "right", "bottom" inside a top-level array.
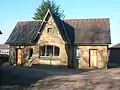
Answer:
[{"left": 108, "top": 43, "right": 120, "bottom": 65}]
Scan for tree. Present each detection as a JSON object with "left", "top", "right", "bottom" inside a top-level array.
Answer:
[{"left": 33, "top": 0, "right": 64, "bottom": 20}]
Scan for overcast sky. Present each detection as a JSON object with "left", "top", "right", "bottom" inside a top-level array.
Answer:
[{"left": 0, "top": 0, "right": 120, "bottom": 46}]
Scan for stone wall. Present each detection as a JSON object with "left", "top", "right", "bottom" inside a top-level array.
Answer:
[
  {"left": 9, "top": 16, "right": 69, "bottom": 67},
  {"left": 31, "top": 16, "right": 69, "bottom": 66},
  {"left": 9, "top": 46, "right": 17, "bottom": 65},
  {"left": 76, "top": 45, "right": 108, "bottom": 68},
  {"left": 9, "top": 46, "right": 34, "bottom": 66}
]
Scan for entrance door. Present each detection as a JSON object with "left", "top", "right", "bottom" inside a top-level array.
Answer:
[
  {"left": 17, "top": 49, "right": 23, "bottom": 65},
  {"left": 89, "top": 49, "right": 97, "bottom": 67}
]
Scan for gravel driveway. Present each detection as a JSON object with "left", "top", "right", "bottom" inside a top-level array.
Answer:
[
  {"left": 30, "top": 68, "right": 120, "bottom": 90},
  {"left": 0, "top": 66, "right": 120, "bottom": 90}
]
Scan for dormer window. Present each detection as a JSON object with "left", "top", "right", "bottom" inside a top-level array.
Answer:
[{"left": 47, "top": 28, "right": 53, "bottom": 33}]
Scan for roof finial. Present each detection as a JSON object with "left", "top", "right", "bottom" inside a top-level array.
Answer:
[
  {"left": 47, "top": 8, "right": 51, "bottom": 13},
  {"left": 48, "top": 8, "right": 50, "bottom": 11}
]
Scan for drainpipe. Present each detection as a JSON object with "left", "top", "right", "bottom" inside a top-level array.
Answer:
[
  {"left": 71, "top": 45, "right": 74, "bottom": 68},
  {"left": 71, "top": 44, "right": 75, "bottom": 68}
]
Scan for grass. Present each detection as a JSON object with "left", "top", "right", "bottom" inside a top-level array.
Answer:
[
  {"left": 0, "top": 69, "right": 28, "bottom": 89},
  {"left": 0, "top": 69, "right": 20, "bottom": 85}
]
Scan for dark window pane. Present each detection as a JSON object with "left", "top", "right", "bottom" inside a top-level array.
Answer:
[
  {"left": 40, "top": 46, "right": 45, "bottom": 56},
  {"left": 54, "top": 46, "right": 59, "bottom": 56},
  {"left": 46, "top": 45, "right": 53, "bottom": 56},
  {"left": 29, "top": 49, "right": 33, "bottom": 57},
  {"left": 28, "top": 48, "right": 33, "bottom": 59},
  {"left": 47, "top": 28, "right": 53, "bottom": 33},
  {"left": 76, "top": 48, "right": 80, "bottom": 58}
]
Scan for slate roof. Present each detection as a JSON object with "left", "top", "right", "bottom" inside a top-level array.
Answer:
[
  {"left": 5, "top": 21, "right": 41, "bottom": 45},
  {"left": 5, "top": 10, "right": 111, "bottom": 45},
  {"left": 63, "top": 21, "right": 75, "bottom": 43},
  {"left": 64, "top": 18, "right": 111, "bottom": 44}
]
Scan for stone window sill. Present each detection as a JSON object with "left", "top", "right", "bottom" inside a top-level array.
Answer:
[{"left": 40, "top": 56, "right": 59, "bottom": 58}]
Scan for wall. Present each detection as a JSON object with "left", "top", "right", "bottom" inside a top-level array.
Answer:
[
  {"left": 9, "top": 16, "right": 69, "bottom": 66},
  {"left": 76, "top": 45, "right": 108, "bottom": 68},
  {"left": 31, "top": 16, "right": 68, "bottom": 66},
  {"left": 9, "top": 46, "right": 17, "bottom": 65},
  {"left": 108, "top": 48, "right": 120, "bottom": 64},
  {"left": 9, "top": 45, "right": 34, "bottom": 66}
]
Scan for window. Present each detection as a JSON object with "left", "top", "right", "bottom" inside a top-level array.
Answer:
[
  {"left": 40, "top": 45, "right": 60, "bottom": 57},
  {"left": 47, "top": 28, "right": 53, "bottom": 33},
  {"left": 46, "top": 45, "right": 53, "bottom": 56},
  {"left": 40, "top": 46, "right": 45, "bottom": 56},
  {"left": 28, "top": 48, "right": 33, "bottom": 59},
  {"left": 76, "top": 48, "right": 80, "bottom": 59},
  {"left": 54, "top": 46, "right": 59, "bottom": 56}
]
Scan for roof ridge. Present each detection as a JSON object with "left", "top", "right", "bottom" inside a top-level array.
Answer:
[
  {"left": 17, "top": 20, "right": 43, "bottom": 23},
  {"left": 64, "top": 18, "right": 109, "bottom": 20}
]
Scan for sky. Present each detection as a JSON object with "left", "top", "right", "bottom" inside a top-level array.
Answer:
[{"left": 0, "top": 0, "right": 120, "bottom": 46}]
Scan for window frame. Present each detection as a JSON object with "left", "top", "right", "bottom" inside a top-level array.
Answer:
[
  {"left": 47, "top": 28, "right": 53, "bottom": 33},
  {"left": 39, "top": 45, "right": 60, "bottom": 57},
  {"left": 76, "top": 48, "right": 81, "bottom": 59},
  {"left": 28, "top": 48, "right": 33, "bottom": 59}
]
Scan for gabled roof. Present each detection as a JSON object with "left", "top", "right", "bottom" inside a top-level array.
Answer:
[
  {"left": 5, "top": 10, "right": 71, "bottom": 45},
  {"left": 64, "top": 18, "right": 111, "bottom": 44},
  {"left": 5, "top": 21, "right": 41, "bottom": 45},
  {"left": 110, "top": 43, "right": 120, "bottom": 48},
  {"left": 34, "top": 9, "right": 70, "bottom": 44},
  {"left": 5, "top": 10, "right": 111, "bottom": 45},
  {"left": 51, "top": 13, "right": 71, "bottom": 43},
  {"left": 63, "top": 21, "right": 75, "bottom": 43}
]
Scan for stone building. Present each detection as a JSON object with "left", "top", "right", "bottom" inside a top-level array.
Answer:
[
  {"left": 0, "top": 44, "right": 9, "bottom": 55},
  {"left": 5, "top": 10, "right": 111, "bottom": 68}
]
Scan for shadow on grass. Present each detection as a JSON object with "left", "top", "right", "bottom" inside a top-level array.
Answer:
[
  {"left": 0, "top": 64, "right": 93, "bottom": 89},
  {"left": 31, "top": 64, "right": 93, "bottom": 74},
  {"left": 0, "top": 54, "right": 9, "bottom": 66},
  {"left": 0, "top": 66, "right": 50, "bottom": 89}
]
